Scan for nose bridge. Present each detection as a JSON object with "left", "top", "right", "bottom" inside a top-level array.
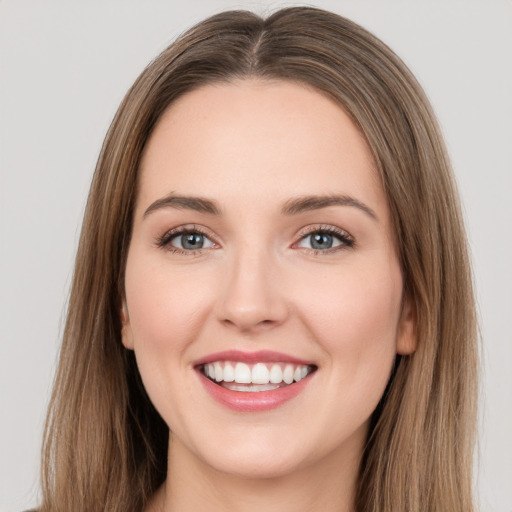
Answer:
[{"left": 217, "top": 240, "right": 288, "bottom": 331}]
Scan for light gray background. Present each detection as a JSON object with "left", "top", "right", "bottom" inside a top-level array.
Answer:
[{"left": 0, "top": 1, "right": 510, "bottom": 511}]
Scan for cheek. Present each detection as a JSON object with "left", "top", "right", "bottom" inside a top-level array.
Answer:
[
  {"left": 123, "top": 252, "right": 218, "bottom": 416},
  {"left": 123, "top": 250, "right": 219, "bottom": 425},
  {"left": 297, "top": 258, "right": 403, "bottom": 375},
  {"left": 125, "top": 255, "right": 211, "bottom": 353},
  {"left": 294, "top": 261, "right": 403, "bottom": 435}
]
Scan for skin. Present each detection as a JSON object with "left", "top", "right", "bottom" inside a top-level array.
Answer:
[{"left": 121, "top": 79, "right": 416, "bottom": 512}]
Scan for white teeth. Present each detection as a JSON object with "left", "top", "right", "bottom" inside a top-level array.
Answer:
[
  {"left": 223, "top": 362, "right": 235, "bottom": 382},
  {"left": 202, "top": 361, "right": 314, "bottom": 387},
  {"left": 251, "top": 363, "right": 270, "bottom": 384},
  {"left": 234, "top": 362, "right": 252, "bottom": 384},
  {"left": 269, "top": 364, "right": 283, "bottom": 384},
  {"left": 283, "top": 364, "right": 294, "bottom": 384},
  {"left": 214, "top": 362, "right": 223, "bottom": 382}
]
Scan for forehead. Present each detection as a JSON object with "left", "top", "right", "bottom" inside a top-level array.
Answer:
[{"left": 137, "top": 79, "right": 386, "bottom": 216}]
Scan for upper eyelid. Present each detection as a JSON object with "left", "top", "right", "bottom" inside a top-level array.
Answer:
[
  {"left": 156, "top": 224, "right": 219, "bottom": 247},
  {"left": 296, "top": 224, "right": 353, "bottom": 240},
  {"left": 163, "top": 224, "right": 216, "bottom": 238}
]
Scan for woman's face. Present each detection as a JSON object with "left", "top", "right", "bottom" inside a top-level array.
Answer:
[{"left": 122, "top": 80, "right": 416, "bottom": 479}]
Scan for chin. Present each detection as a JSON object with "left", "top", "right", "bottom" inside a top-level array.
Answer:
[
  {"left": 189, "top": 426, "right": 327, "bottom": 481},
  {"left": 205, "top": 450, "right": 307, "bottom": 480}
]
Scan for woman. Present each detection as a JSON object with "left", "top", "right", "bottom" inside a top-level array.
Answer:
[{"left": 38, "top": 7, "right": 477, "bottom": 512}]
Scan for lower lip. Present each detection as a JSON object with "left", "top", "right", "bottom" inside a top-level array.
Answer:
[{"left": 197, "top": 371, "right": 313, "bottom": 412}]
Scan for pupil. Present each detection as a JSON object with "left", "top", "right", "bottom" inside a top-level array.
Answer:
[
  {"left": 311, "top": 233, "right": 332, "bottom": 250},
  {"left": 182, "top": 233, "right": 203, "bottom": 249}
]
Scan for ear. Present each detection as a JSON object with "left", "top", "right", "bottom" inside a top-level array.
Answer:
[
  {"left": 120, "top": 300, "right": 134, "bottom": 350},
  {"left": 396, "top": 294, "right": 417, "bottom": 355}
]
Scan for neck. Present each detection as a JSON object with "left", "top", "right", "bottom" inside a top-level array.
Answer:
[{"left": 148, "top": 431, "right": 363, "bottom": 512}]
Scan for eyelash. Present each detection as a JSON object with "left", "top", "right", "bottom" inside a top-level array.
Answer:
[
  {"left": 155, "top": 225, "right": 215, "bottom": 255},
  {"left": 155, "top": 224, "right": 355, "bottom": 255},
  {"left": 295, "top": 225, "right": 355, "bottom": 254}
]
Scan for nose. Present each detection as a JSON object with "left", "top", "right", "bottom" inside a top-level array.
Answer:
[{"left": 216, "top": 248, "right": 289, "bottom": 333}]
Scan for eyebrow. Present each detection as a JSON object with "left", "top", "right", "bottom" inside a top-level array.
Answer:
[
  {"left": 143, "top": 194, "right": 221, "bottom": 218},
  {"left": 281, "top": 194, "right": 378, "bottom": 220},
  {"left": 143, "top": 193, "right": 377, "bottom": 221}
]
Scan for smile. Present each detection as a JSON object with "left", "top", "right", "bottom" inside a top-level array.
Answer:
[
  {"left": 195, "top": 350, "right": 317, "bottom": 412},
  {"left": 201, "top": 361, "right": 315, "bottom": 391}
]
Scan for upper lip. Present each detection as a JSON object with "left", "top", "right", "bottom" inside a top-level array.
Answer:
[{"left": 193, "top": 350, "right": 315, "bottom": 367}]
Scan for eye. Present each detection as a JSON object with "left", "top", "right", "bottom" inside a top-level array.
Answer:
[
  {"left": 295, "top": 227, "right": 354, "bottom": 252},
  {"left": 157, "top": 226, "right": 217, "bottom": 253},
  {"left": 171, "top": 232, "right": 214, "bottom": 251}
]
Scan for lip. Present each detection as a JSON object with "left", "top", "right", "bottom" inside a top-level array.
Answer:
[
  {"left": 194, "top": 350, "right": 317, "bottom": 413},
  {"left": 193, "top": 350, "right": 314, "bottom": 366},
  {"left": 197, "top": 370, "right": 314, "bottom": 412}
]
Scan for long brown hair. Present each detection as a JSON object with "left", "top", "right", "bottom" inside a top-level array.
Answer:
[{"left": 40, "top": 7, "right": 477, "bottom": 511}]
